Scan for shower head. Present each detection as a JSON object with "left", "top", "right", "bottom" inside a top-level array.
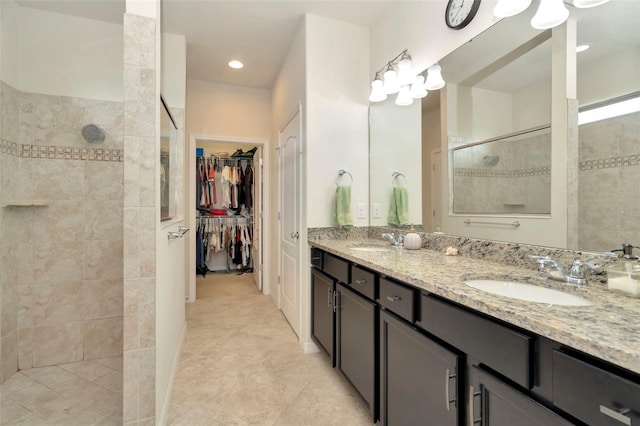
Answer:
[
  {"left": 81, "top": 124, "right": 105, "bottom": 143},
  {"left": 483, "top": 155, "right": 500, "bottom": 167}
]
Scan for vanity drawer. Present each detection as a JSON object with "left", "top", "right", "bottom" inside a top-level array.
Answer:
[
  {"left": 324, "top": 253, "right": 349, "bottom": 284},
  {"left": 553, "top": 350, "right": 640, "bottom": 426},
  {"left": 310, "top": 248, "right": 323, "bottom": 269},
  {"left": 419, "top": 294, "right": 533, "bottom": 389},
  {"left": 350, "top": 264, "right": 376, "bottom": 301},
  {"left": 379, "top": 277, "right": 416, "bottom": 322}
]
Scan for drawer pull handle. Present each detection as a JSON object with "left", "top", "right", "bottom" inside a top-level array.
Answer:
[
  {"left": 469, "top": 385, "right": 482, "bottom": 426},
  {"left": 445, "top": 368, "right": 457, "bottom": 411},
  {"left": 600, "top": 405, "right": 632, "bottom": 426},
  {"left": 333, "top": 291, "right": 338, "bottom": 313},
  {"left": 355, "top": 279, "right": 367, "bottom": 284},
  {"left": 312, "top": 257, "right": 320, "bottom": 261},
  {"left": 386, "top": 296, "right": 401, "bottom": 302}
]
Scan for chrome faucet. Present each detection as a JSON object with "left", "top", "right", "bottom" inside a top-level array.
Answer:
[
  {"left": 382, "top": 232, "right": 404, "bottom": 246},
  {"left": 529, "top": 255, "right": 600, "bottom": 287}
]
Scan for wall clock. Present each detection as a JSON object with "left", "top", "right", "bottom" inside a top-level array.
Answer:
[{"left": 445, "top": 0, "right": 482, "bottom": 30}]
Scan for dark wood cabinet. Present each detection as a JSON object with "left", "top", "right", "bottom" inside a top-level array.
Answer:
[
  {"left": 336, "top": 283, "right": 377, "bottom": 420},
  {"left": 470, "top": 366, "right": 574, "bottom": 426},
  {"left": 380, "top": 310, "right": 460, "bottom": 426},
  {"left": 552, "top": 350, "right": 640, "bottom": 426},
  {"left": 311, "top": 269, "right": 335, "bottom": 365},
  {"left": 309, "top": 247, "right": 640, "bottom": 426}
]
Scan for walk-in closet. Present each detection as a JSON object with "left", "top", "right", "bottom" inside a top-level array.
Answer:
[{"left": 194, "top": 140, "right": 264, "bottom": 299}]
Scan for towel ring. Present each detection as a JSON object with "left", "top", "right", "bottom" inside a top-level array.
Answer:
[
  {"left": 337, "top": 169, "right": 353, "bottom": 186},
  {"left": 392, "top": 172, "right": 407, "bottom": 187}
]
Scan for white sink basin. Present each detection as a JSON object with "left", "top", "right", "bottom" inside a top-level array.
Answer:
[
  {"left": 464, "top": 280, "right": 592, "bottom": 306},
  {"left": 349, "top": 246, "right": 391, "bottom": 252}
]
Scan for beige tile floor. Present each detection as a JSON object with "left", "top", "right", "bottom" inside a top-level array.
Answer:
[
  {"left": 166, "top": 273, "right": 372, "bottom": 426},
  {"left": 0, "top": 357, "right": 123, "bottom": 425}
]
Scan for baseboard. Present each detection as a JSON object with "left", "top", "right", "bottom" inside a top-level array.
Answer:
[
  {"left": 303, "top": 340, "right": 319, "bottom": 354},
  {"left": 157, "top": 321, "right": 187, "bottom": 426}
]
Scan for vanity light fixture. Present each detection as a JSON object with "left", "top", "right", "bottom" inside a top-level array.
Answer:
[
  {"left": 383, "top": 63, "right": 400, "bottom": 95},
  {"left": 410, "top": 75, "right": 428, "bottom": 99},
  {"left": 369, "top": 49, "right": 440, "bottom": 105},
  {"left": 425, "top": 64, "right": 446, "bottom": 90},
  {"left": 395, "top": 85, "right": 414, "bottom": 106},
  {"left": 369, "top": 73, "right": 387, "bottom": 102},
  {"left": 228, "top": 60, "right": 244, "bottom": 69},
  {"left": 396, "top": 51, "right": 415, "bottom": 86},
  {"left": 573, "top": 0, "right": 610, "bottom": 7},
  {"left": 531, "top": 0, "right": 569, "bottom": 29},
  {"left": 493, "top": 0, "right": 532, "bottom": 18},
  {"left": 495, "top": 0, "right": 611, "bottom": 29}
]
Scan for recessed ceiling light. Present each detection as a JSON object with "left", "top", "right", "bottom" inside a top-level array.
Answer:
[
  {"left": 228, "top": 60, "right": 244, "bottom": 69},
  {"left": 576, "top": 44, "right": 590, "bottom": 53}
]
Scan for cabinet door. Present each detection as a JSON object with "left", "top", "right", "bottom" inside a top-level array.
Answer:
[
  {"left": 336, "top": 283, "right": 377, "bottom": 420},
  {"left": 380, "top": 310, "right": 460, "bottom": 426},
  {"left": 311, "top": 269, "right": 335, "bottom": 366},
  {"left": 470, "top": 366, "right": 573, "bottom": 426}
]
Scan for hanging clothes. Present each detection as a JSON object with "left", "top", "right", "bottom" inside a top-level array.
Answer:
[{"left": 244, "top": 163, "right": 253, "bottom": 211}]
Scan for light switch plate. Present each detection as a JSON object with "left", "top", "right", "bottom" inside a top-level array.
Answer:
[
  {"left": 357, "top": 203, "right": 367, "bottom": 219},
  {"left": 372, "top": 203, "right": 382, "bottom": 218}
]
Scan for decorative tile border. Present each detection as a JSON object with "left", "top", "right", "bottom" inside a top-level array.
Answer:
[
  {"left": 579, "top": 154, "right": 640, "bottom": 171},
  {"left": 454, "top": 166, "right": 550, "bottom": 178},
  {"left": 1, "top": 139, "right": 123, "bottom": 162}
]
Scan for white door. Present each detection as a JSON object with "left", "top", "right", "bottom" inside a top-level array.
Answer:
[
  {"left": 431, "top": 150, "right": 442, "bottom": 231},
  {"left": 279, "top": 111, "right": 301, "bottom": 337},
  {"left": 251, "top": 148, "right": 263, "bottom": 291}
]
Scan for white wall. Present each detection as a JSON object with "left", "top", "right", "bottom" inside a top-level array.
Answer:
[
  {"left": 270, "top": 19, "right": 306, "bottom": 310},
  {"left": 187, "top": 80, "right": 271, "bottom": 140},
  {"left": 305, "top": 14, "right": 370, "bottom": 228},
  {"left": 370, "top": 1, "right": 499, "bottom": 78},
  {"left": 156, "top": 26, "right": 187, "bottom": 424},
  {"left": 513, "top": 80, "right": 551, "bottom": 129},
  {"left": 18, "top": 6, "right": 123, "bottom": 101},
  {"left": 369, "top": 100, "right": 421, "bottom": 227},
  {"left": 161, "top": 33, "right": 186, "bottom": 109},
  {"left": 578, "top": 46, "right": 640, "bottom": 106}
]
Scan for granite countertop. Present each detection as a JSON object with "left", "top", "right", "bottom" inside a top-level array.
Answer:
[{"left": 309, "top": 238, "right": 640, "bottom": 375}]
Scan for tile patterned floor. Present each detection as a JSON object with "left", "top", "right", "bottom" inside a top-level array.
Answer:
[
  {"left": 166, "top": 273, "right": 371, "bottom": 426},
  {"left": 0, "top": 357, "right": 123, "bottom": 425}
]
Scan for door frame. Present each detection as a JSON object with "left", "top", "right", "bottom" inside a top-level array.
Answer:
[
  {"left": 276, "top": 103, "right": 304, "bottom": 337},
  {"left": 186, "top": 134, "right": 269, "bottom": 303}
]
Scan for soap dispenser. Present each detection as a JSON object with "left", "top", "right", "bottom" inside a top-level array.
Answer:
[{"left": 607, "top": 243, "right": 640, "bottom": 297}]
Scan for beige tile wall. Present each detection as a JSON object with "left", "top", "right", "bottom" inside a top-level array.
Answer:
[
  {"left": 0, "top": 79, "right": 124, "bottom": 383},
  {"left": 578, "top": 111, "right": 640, "bottom": 252},
  {"left": 123, "top": 12, "right": 157, "bottom": 426}
]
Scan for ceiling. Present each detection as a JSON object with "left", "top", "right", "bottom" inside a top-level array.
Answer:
[{"left": 17, "top": 0, "right": 394, "bottom": 90}]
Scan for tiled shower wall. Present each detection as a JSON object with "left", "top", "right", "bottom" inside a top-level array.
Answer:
[
  {"left": 578, "top": 111, "right": 640, "bottom": 252},
  {"left": 0, "top": 79, "right": 123, "bottom": 382},
  {"left": 122, "top": 12, "right": 157, "bottom": 425},
  {"left": 452, "top": 132, "right": 551, "bottom": 214}
]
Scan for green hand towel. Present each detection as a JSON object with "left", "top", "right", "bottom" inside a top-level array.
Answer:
[
  {"left": 332, "top": 185, "right": 353, "bottom": 226},
  {"left": 388, "top": 187, "right": 409, "bottom": 226}
]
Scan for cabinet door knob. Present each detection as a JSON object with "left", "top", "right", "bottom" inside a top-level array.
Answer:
[
  {"left": 600, "top": 405, "right": 632, "bottom": 425},
  {"left": 386, "top": 296, "right": 401, "bottom": 302}
]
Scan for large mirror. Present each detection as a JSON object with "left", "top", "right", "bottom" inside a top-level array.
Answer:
[
  {"left": 369, "top": 0, "right": 640, "bottom": 252},
  {"left": 161, "top": 96, "right": 178, "bottom": 221}
]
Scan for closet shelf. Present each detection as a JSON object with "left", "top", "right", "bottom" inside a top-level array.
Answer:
[{"left": 2, "top": 199, "right": 51, "bottom": 207}]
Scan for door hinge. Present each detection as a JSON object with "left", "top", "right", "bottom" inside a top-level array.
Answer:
[
  {"left": 432, "top": 164, "right": 435, "bottom": 171},
  {"left": 259, "top": 212, "right": 263, "bottom": 218},
  {"left": 278, "top": 275, "right": 281, "bottom": 285},
  {"left": 260, "top": 264, "right": 263, "bottom": 272},
  {"left": 259, "top": 158, "right": 263, "bottom": 166},
  {"left": 278, "top": 211, "right": 281, "bottom": 221}
]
